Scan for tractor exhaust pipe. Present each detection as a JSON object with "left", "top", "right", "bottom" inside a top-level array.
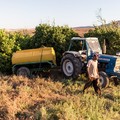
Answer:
[{"left": 102, "top": 39, "right": 106, "bottom": 54}]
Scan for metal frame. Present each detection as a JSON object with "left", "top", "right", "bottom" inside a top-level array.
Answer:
[{"left": 12, "top": 61, "right": 56, "bottom": 74}]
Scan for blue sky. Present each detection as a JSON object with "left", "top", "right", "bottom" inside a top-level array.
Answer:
[{"left": 0, "top": 0, "right": 120, "bottom": 28}]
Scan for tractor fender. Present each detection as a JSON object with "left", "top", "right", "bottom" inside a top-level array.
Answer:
[{"left": 63, "top": 51, "right": 81, "bottom": 58}]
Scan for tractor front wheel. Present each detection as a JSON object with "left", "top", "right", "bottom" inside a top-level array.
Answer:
[{"left": 99, "top": 71, "right": 109, "bottom": 88}]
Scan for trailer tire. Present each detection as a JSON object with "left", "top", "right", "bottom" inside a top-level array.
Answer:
[
  {"left": 61, "top": 54, "right": 82, "bottom": 79},
  {"left": 17, "top": 67, "right": 30, "bottom": 77},
  {"left": 99, "top": 71, "right": 109, "bottom": 88}
]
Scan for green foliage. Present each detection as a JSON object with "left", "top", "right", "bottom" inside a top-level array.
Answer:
[
  {"left": 13, "top": 32, "right": 31, "bottom": 50},
  {"left": 0, "top": 30, "right": 15, "bottom": 73},
  {"left": 30, "top": 24, "right": 78, "bottom": 64},
  {"left": 0, "top": 53, "right": 11, "bottom": 73},
  {"left": 0, "top": 30, "right": 14, "bottom": 54},
  {"left": 85, "top": 21, "right": 120, "bottom": 54},
  {"left": 0, "top": 30, "right": 31, "bottom": 73}
]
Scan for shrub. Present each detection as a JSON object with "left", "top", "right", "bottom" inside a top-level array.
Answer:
[{"left": 0, "top": 30, "right": 31, "bottom": 73}]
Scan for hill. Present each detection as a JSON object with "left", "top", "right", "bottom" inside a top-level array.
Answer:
[
  {"left": 72, "top": 26, "right": 94, "bottom": 37},
  {"left": 4, "top": 28, "right": 35, "bottom": 36}
]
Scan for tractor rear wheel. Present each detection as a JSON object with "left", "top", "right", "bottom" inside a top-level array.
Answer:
[
  {"left": 99, "top": 71, "right": 109, "bottom": 88},
  {"left": 61, "top": 54, "right": 82, "bottom": 79}
]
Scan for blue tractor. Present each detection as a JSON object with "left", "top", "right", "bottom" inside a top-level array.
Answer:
[{"left": 61, "top": 37, "right": 120, "bottom": 88}]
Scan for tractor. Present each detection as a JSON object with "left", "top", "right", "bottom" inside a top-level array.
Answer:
[{"left": 61, "top": 37, "right": 120, "bottom": 88}]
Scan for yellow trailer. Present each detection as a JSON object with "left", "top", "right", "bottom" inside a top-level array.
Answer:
[{"left": 12, "top": 47, "right": 56, "bottom": 77}]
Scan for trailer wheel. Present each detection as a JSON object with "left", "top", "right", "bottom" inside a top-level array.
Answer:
[
  {"left": 17, "top": 67, "right": 30, "bottom": 77},
  {"left": 99, "top": 71, "right": 109, "bottom": 88},
  {"left": 61, "top": 54, "right": 82, "bottom": 79}
]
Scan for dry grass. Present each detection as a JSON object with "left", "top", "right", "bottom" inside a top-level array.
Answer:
[{"left": 0, "top": 73, "right": 119, "bottom": 120}]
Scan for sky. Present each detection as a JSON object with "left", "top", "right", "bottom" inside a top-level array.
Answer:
[{"left": 0, "top": 0, "right": 120, "bottom": 29}]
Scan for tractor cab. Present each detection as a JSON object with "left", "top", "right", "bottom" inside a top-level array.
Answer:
[{"left": 68, "top": 37, "right": 102, "bottom": 61}]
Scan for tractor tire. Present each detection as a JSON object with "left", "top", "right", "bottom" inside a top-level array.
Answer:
[
  {"left": 99, "top": 71, "right": 109, "bottom": 88},
  {"left": 17, "top": 67, "right": 30, "bottom": 77},
  {"left": 61, "top": 54, "right": 82, "bottom": 79}
]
